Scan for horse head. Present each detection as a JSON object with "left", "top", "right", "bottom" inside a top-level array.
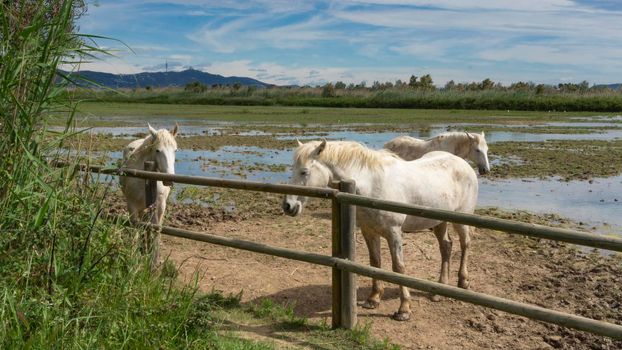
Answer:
[
  {"left": 148, "top": 123, "right": 179, "bottom": 186},
  {"left": 282, "top": 139, "right": 332, "bottom": 216},
  {"left": 465, "top": 131, "right": 490, "bottom": 175}
]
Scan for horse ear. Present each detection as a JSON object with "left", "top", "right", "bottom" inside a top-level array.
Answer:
[
  {"left": 296, "top": 138, "right": 303, "bottom": 147},
  {"left": 314, "top": 139, "right": 327, "bottom": 156},
  {"left": 171, "top": 123, "right": 179, "bottom": 137},
  {"left": 148, "top": 123, "right": 157, "bottom": 137},
  {"left": 465, "top": 131, "right": 475, "bottom": 141},
  {"left": 481, "top": 131, "right": 485, "bottom": 137}
]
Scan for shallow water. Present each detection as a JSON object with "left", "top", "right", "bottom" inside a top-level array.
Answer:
[
  {"left": 91, "top": 116, "right": 622, "bottom": 234},
  {"left": 479, "top": 176, "right": 622, "bottom": 229}
]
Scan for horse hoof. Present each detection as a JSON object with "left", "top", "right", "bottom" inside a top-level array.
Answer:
[
  {"left": 392, "top": 311, "right": 410, "bottom": 321},
  {"left": 362, "top": 300, "right": 380, "bottom": 309},
  {"left": 430, "top": 294, "right": 442, "bottom": 302},
  {"left": 458, "top": 280, "right": 470, "bottom": 289}
]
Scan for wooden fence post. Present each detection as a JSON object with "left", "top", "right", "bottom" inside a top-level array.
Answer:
[
  {"left": 339, "top": 180, "right": 357, "bottom": 329},
  {"left": 144, "top": 161, "right": 159, "bottom": 270},
  {"left": 330, "top": 181, "right": 342, "bottom": 329},
  {"left": 331, "top": 180, "right": 357, "bottom": 329}
]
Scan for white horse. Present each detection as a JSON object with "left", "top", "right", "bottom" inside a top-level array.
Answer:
[
  {"left": 120, "top": 123, "right": 178, "bottom": 225},
  {"left": 384, "top": 132, "right": 490, "bottom": 175},
  {"left": 282, "top": 140, "right": 478, "bottom": 321}
]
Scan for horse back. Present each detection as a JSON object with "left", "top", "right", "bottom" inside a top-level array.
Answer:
[
  {"left": 384, "top": 135, "right": 427, "bottom": 161},
  {"left": 397, "top": 151, "right": 478, "bottom": 210}
]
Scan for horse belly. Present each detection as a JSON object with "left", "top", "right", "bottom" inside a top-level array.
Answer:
[{"left": 401, "top": 217, "right": 442, "bottom": 232}]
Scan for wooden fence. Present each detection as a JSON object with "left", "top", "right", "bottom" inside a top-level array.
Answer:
[{"left": 80, "top": 162, "right": 622, "bottom": 339}]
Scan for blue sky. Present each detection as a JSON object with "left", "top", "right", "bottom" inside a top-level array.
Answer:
[{"left": 75, "top": 0, "right": 622, "bottom": 86}]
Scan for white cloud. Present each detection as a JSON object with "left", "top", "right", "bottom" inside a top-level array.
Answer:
[
  {"left": 479, "top": 43, "right": 622, "bottom": 68},
  {"left": 188, "top": 15, "right": 338, "bottom": 53},
  {"left": 341, "top": 0, "right": 576, "bottom": 12}
]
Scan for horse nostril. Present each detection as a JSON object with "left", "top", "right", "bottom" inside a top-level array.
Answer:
[{"left": 283, "top": 202, "right": 291, "bottom": 211}]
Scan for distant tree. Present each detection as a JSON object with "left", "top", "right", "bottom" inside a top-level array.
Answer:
[
  {"left": 335, "top": 81, "right": 346, "bottom": 89},
  {"left": 408, "top": 75, "right": 418, "bottom": 88},
  {"left": 232, "top": 82, "right": 242, "bottom": 91},
  {"left": 395, "top": 79, "right": 406, "bottom": 88},
  {"left": 480, "top": 78, "right": 494, "bottom": 90},
  {"left": 184, "top": 81, "right": 207, "bottom": 93},
  {"left": 535, "top": 84, "right": 545, "bottom": 95},
  {"left": 145, "top": 85, "right": 152, "bottom": 91},
  {"left": 510, "top": 81, "right": 531, "bottom": 92},
  {"left": 444, "top": 80, "right": 456, "bottom": 91},
  {"left": 578, "top": 80, "right": 589, "bottom": 93},
  {"left": 322, "top": 83, "right": 336, "bottom": 97},
  {"left": 347, "top": 83, "right": 355, "bottom": 90},
  {"left": 418, "top": 74, "right": 434, "bottom": 90}
]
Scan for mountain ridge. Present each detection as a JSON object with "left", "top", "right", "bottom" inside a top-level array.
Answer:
[{"left": 67, "top": 68, "right": 271, "bottom": 88}]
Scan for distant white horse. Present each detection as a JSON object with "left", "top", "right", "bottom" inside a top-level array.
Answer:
[
  {"left": 120, "top": 123, "right": 178, "bottom": 225},
  {"left": 282, "top": 140, "right": 478, "bottom": 321},
  {"left": 384, "top": 132, "right": 490, "bottom": 174}
]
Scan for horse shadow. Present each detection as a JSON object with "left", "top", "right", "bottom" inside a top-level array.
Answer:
[{"left": 247, "top": 283, "right": 431, "bottom": 319}]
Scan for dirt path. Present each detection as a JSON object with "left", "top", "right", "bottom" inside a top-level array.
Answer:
[{"left": 159, "top": 202, "right": 621, "bottom": 350}]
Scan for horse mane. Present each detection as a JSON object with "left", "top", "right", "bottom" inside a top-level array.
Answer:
[
  {"left": 133, "top": 129, "right": 177, "bottom": 155},
  {"left": 295, "top": 141, "right": 398, "bottom": 170},
  {"left": 427, "top": 131, "right": 476, "bottom": 143}
]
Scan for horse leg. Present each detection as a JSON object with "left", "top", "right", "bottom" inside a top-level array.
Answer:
[
  {"left": 431, "top": 222, "right": 451, "bottom": 302},
  {"left": 148, "top": 188, "right": 170, "bottom": 271},
  {"left": 155, "top": 191, "right": 167, "bottom": 225},
  {"left": 452, "top": 223, "right": 471, "bottom": 289},
  {"left": 361, "top": 230, "right": 384, "bottom": 309},
  {"left": 387, "top": 227, "right": 411, "bottom": 321},
  {"left": 127, "top": 201, "right": 142, "bottom": 225}
]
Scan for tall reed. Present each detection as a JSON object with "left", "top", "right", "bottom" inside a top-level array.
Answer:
[{"left": 0, "top": 2, "right": 239, "bottom": 347}]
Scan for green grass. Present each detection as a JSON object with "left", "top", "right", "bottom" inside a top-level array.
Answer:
[
  {"left": 193, "top": 291, "right": 400, "bottom": 350},
  {"left": 66, "top": 102, "right": 616, "bottom": 127},
  {"left": 0, "top": 1, "right": 365, "bottom": 348},
  {"left": 71, "top": 87, "right": 622, "bottom": 112}
]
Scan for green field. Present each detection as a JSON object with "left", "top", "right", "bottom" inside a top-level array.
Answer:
[
  {"left": 68, "top": 102, "right": 616, "bottom": 127},
  {"left": 71, "top": 86, "right": 622, "bottom": 112}
]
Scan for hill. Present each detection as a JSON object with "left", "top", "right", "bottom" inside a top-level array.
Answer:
[
  {"left": 594, "top": 83, "right": 621, "bottom": 90},
  {"left": 67, "top": 68, "right": 270, "bottom": 88}
]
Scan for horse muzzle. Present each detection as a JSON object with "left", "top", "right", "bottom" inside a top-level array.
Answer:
[
  {"left": 478, "top": 167, "right": 489, "bottom": 175},
  {"left": 282, "top": 200, "right": 301, "bottom": 216},
  {"left": 163, "top": 180, "right": 174, "bottom": 187}
]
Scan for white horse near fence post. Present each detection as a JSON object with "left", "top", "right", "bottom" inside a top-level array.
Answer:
[
  {"left": 119, "top": 123, "right": 179, "bottom": 225},
  {"left": 384, "top": 132, "right": 490, "bottom": 174},
  {"left": 282, "top": 140, "right": 478, "bottom": 321}
]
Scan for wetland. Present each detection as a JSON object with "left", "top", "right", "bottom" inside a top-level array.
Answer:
[{"left": 65, "top": 103, "right": 622, "bottom": 233}]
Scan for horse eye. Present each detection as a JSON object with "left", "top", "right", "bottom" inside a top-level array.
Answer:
[
  {"left": 156, "top": 149, "right": 161, "bottom": 153},
  {"left": 301, "top": 170, "right": 309, "bottom": 176}
]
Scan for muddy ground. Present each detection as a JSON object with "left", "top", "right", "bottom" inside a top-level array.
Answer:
[{"left": 105, "top": 192, "right": 622, "bottom": 350}]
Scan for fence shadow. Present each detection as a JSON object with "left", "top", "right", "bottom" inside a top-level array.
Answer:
[{"left": 247, "top": 283, "right": 429, "bottom": 319}]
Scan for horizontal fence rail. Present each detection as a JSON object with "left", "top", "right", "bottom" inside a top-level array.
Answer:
[
  {"left": 76, "top": 163, "right": 622, "bottom": 253},
  {"left": 67, "top": 162, "right": 622, "bottom": 338},
  {"left": 149, "top": 222, "right": 622, "bottom": 340},
  {"left": 335, "top": 193, "right": 622, "bottom": 252},
  {"left": 77, "top": 163, "right": 337, "bottom": 199}
]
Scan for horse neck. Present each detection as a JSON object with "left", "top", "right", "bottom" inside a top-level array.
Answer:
[
  {"left": 318, "top": 147, "right": 388, "bottom": 184},
  {"left": 126, "top": 139, "right": 155, "bottom": 169},
  {"left": 433, "top": 135, "right": 470, "bottom": 158}
]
